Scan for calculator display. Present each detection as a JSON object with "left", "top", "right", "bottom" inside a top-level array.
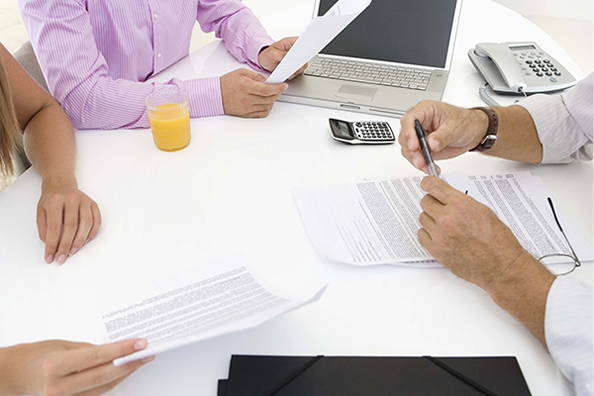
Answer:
[{"left": 330, "top": 119, "right": 354, "bottom": 139}]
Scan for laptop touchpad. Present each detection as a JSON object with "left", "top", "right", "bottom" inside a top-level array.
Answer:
[{"left": 336, "top": 85, "right": 377, "bottom": 101}]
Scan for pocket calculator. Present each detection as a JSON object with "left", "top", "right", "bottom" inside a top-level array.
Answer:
[{"left": 329, "top": 118, "right": 395, "bottom": 145}]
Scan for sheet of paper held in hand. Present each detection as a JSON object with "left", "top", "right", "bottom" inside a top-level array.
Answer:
[
  {"left": 294, "top": 172, "right": 593, "bottom": 267},
  {"left": 265, "top": 0, "right": 372, "bottom": 84},
  {"left": 105, "top": 257, "right": 326, "bottom": 366}
]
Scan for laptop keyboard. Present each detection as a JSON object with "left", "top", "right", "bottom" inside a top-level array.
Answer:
[{"left": 304, "top": 57, "right": 431, "bottom": 90}]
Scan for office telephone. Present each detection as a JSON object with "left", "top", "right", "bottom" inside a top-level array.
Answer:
[{"left": 468, "top": 42, "right": 577, "bottom": 94}]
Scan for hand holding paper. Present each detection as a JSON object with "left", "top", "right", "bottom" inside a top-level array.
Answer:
[{"left": 266, "top": 0, "right": 372, "bottom": 84}]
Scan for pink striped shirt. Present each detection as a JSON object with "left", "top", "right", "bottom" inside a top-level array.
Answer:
[{"left": 19, "top": 0, "right": 274, "bottom": 129}]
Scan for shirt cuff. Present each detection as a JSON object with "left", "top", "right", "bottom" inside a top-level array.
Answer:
[
  {"left": 184, "top": 76, "right": 225, "bottom": 118},
  {"left": 518, "top": 93, "right": 591, "bottom": 164},
  {"left": 246, "top": 35, "right": 275, "bottom": 72},
  {"left": 545, "top": 277, "right": 594, "bottom": 395}
]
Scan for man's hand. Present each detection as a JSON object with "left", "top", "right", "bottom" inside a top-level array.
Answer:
[
  {"left": 258, "top": 37, "right": 307, "bottom": 79},
  {"left": 399, "top": 101, "right": 489, "bottom": 174},
  {"left": 417, "top": 176, "right": 527, "bottom": 291},
  {"left": 1, "top": 339, "right": 153, "bottom": 396},
  {"left": 220, "top": 68, "right": 288, "bottom": 118},
  {"left": 37, "top": 182, "right": 101, "bottom": 264},
  {"left": 418, "top": 176, "right": 555, "bottom": 343}
]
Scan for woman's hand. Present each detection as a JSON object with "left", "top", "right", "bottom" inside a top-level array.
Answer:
[
  {"left": 37, "top": 181, "right": 101, "bottom": 264},
  {"left": 1, "top": 338, "right": 153, "bottom": 396}
]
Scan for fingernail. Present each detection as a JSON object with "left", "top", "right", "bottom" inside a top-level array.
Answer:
[
  {"left": 283, "top": 84, "right": 288, "bottom": 91},
  {"left": 141, "top": 356, "right": 155, "bottom": 363},
  {"left": 408, "top": 139, "right": 414, "bottom": 150},
  {"left": 57, "top": 254, "right": 67, "bottom": 264},
  {"left": 134, "top": 339, "right": 148, "bottom": 350},
  {"left": 413, "top": 157, "right": 420, "bottom": 168},
  {"left": 46, "top": 255, "right": 54, "bottom": 264},
  {"left": 84, "top": 239, "right": 90, "bottom": 245},
  {"left": 69, "top": 247, "right": 77, "bottom": 256}
]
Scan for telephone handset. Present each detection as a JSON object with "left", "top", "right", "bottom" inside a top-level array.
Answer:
[{"left": 468, "top": 42, "right": 577, "bottom": 94}]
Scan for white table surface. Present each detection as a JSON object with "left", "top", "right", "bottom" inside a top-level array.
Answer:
[{"left": 0, "top": 0, "right": 591, "bottom": 395}]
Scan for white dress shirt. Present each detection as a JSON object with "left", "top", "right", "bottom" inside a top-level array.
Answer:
[
  {"left": 519, "top": 73, "right": 593, "bottom": 164},
  {"left": 520, "top": 74, "right": 594, "bottom": 395}
]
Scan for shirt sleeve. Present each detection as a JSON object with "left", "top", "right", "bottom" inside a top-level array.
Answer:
[
  {"left": 545, "top": 277, "right": 593, "bottom": 396},
  {"left": 196, "top": 0, "right": 274, "bottom": 71},
  {"left": 518, "top": 73, "right": 593, "bottom": 164},
  {"left": 20, "top": 0, "right": 225, "bottom": 130}
]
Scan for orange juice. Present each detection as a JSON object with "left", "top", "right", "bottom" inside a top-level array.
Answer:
[
  {"left": 148, "top": 103, "right": 191, "bottom": 151},
  {"left": 145, "top": 89, "right": 191, "bottom": 151}
]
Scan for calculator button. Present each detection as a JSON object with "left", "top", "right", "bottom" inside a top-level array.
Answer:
[
  {"left": 543, "top": 59, "right": 550, "bottom": 63},
  {"left": 541, "top": 67, "right": 548, "bottom": 72},
  {"left": 536, "top": 72, "right": 543, "bottom": 77},
  {"left": 545, "top": 72, "right": 552, "bottom": 76},
  {"left": 534, "top": 60, "right": 541, "bottom": 64},
  {"left": 555, "top": 72, "right": 561, "bottom": 76},
  {"left": 550, "top": 68, "right": 557, "bottom": 72}
]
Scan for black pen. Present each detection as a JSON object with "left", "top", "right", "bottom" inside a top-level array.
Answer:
[{"left": 414, "top": 119, "right": 438, "bottom": 177}]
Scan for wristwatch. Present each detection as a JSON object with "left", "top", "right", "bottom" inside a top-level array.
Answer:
[{"left": 470, "top": 107, "right": 499, "bottom": 152}]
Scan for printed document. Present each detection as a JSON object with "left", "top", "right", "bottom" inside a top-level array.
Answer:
[
  {"left": 266, "top": 0, "right": 372, "bottom": 84},
  {"left": 294, "top": 172, "right": 592, "bottom": 266},
  {"left": 106, "top": 257, "right": 325, "bottom": 366}
]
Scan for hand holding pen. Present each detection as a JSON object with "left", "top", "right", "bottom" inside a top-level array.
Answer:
[
  {"left": 398, "top": 101, "right": 491, "bottom": 173},
  {"left": 414, "top": 119, "right": 439, "bottom": 177}
]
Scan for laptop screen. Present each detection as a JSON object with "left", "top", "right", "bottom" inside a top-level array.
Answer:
[{"left": 317, "top": 0, "right": 458, "bottom": 69}]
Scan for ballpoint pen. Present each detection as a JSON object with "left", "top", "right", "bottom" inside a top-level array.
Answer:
[{"left": 414, "top": 119, "right": 438, "bottom": 177}]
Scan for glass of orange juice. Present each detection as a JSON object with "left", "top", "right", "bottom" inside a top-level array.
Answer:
[{"left": 145, "top": 88, "right": 191, "bottom": 151}]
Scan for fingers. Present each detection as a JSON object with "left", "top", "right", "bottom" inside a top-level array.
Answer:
[
  {"left": 399, "top": 101, "right": 435, "bottom": 170},
  {"left": 60, "top": 354, "right": 150, "bottom": 396},
  {"left": 69, "top": 203, "right": 94, "bottom": 256},
  {"left": 289, "top": 63, "right": 308, "bottom": 80},
  {"left": 87, "top": 202, "right": 102, "bottom": 243},
  {"left": 73, "top": 372, "right": 133, "bottom": 396},
  {"left": 276, "top": 36, "right": 298, "bottom": 51},
  {"left": 43, "top": 198, "right": 65, "bottom": 264},
  {"left": 57, "top": 339, "right": 148, "bottom": 376},
  {"left": 221, "top": 69, "right": 287, "bottom": 117},
  {"left": 37, "top": 205, "right": 47, "bottom": 243},
  {"left": 37, "top": 188, "right": 101, "bottom": 264},
  {"left": 419, "top": 193, "right": 444, "bottom": 220},
  {"left": 54, "top": 198, "right": 80, "bottom": 264},
  {"left": 420, "top": 176, "right": 462, "bottom": 205}
]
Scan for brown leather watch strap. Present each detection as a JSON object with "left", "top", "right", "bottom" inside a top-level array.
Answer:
[{"left": 470, "top": 107, "right": 499, "bottom": 152}]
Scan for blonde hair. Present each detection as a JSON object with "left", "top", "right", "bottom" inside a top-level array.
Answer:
[{"left": 0, "top": 52, "right": 21, "bottom": 175}]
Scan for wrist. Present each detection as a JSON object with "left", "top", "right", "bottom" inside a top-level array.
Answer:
[
  {"left": 486, "top": 251, "right": 555, "bottom": 311},
  {"left": 469, "top": 108, "right": 491, "bottom": 150},
  {"left": 41, "top": 173, "right": 78, "bottom": 192},
  {"left": 0, "top": 345, "right": 27, "bottom": 395}
]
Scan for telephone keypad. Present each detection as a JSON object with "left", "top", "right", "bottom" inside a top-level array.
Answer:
[{"left": 521, "top": 56, "right": 561, "bottom": 78}]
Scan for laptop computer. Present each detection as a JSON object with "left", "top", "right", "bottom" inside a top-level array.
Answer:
[{"left": 279, "top": 0, "right": 462, "bottom": 117}]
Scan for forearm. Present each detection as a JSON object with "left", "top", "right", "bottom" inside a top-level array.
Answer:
[
  {"left": 482, "top": 105, "right": 543, "bottom": 163},
  {"left": 486, "top": 251, "right": 556, "bottom": 344},
  {"left": 0, "top": 346, "right": 26, "bottom": 396},
  {"left": 23, "top": 102, "right": 77, "bottom": 189},
  {"left": 198, "top": 1, "right": 273, "bottom": 69}
]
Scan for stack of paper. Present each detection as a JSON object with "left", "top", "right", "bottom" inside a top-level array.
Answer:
[{"left": 294, "top": 172, "right": 593, "bottom": 267}]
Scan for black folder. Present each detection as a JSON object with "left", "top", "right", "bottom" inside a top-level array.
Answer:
[{"left": 218, "top": 355, "right": 532, "bottom": 396}]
